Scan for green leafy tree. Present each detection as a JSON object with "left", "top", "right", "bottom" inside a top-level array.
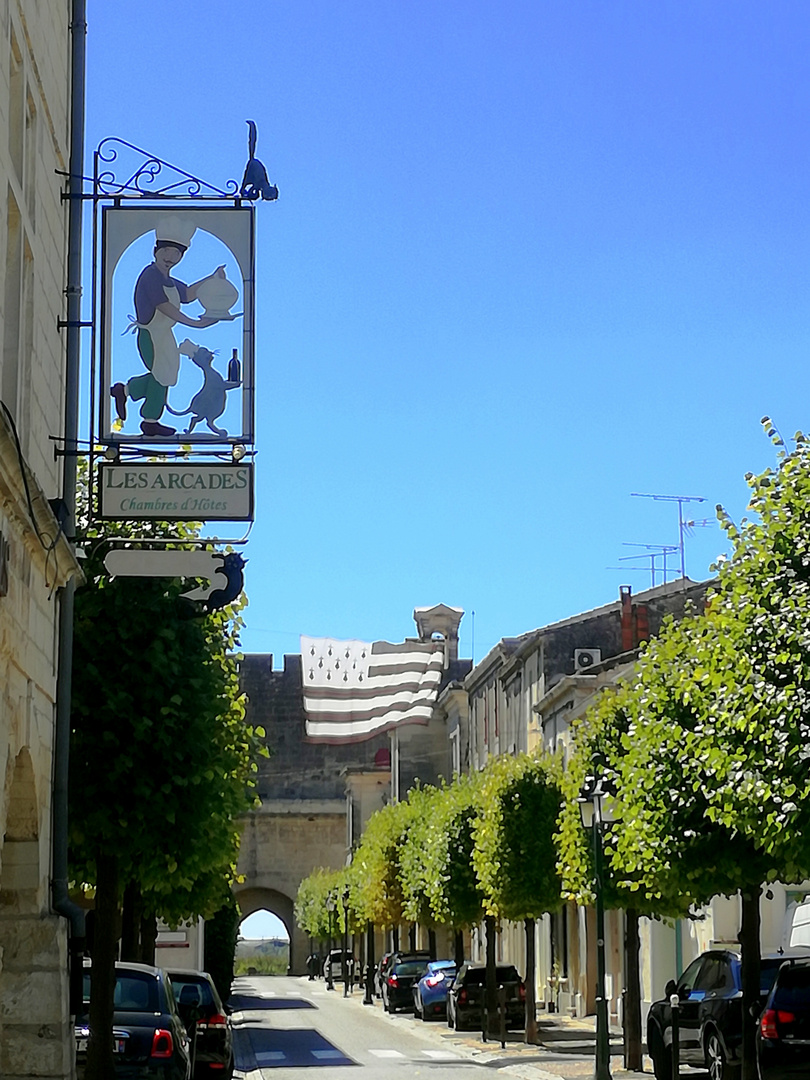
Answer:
[
  {"left": 558, "top": 680, "right": 698, "bottom": 1070},
  {"left": 399, "top": 784, "right": 443, "bottom": 943},
  {"left": 69, "top": 492, "right": 262, "bottom": 1080},
  {"left": 295, "top": 867, "right": 344, "bottom": 943},
  {"left": 574, "top": 426, "right": 810, "bottom": 1080},
  {"left": 351, "top": 797, "right": 418, "bottom": 941},
  {"left": 474, "top": 752, "right": 562, "bottom": 1042},
  {"left": 418, "top": 774, "right": 486, "bottom": 940}
]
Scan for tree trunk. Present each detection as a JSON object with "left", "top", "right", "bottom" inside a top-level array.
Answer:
[
  {"left": 428, "top": 928, "right": 437, "bottom": 960},
  {"left": 454, "top": 928, "right": 464, "bottom": 967},
  {"left": 85, "top": 850, "right": 119, "bottom": 1080},
  {"left": 391, "top": 925, "right": 399, "bottom": 952},
  {"left": 140, "top": 912, "right": 158, "bottom": 965},
  {"left": 120, "top": 879, "right": 143, "bottom": 962},
  {"left": 624, "top": 909, "right": 642, "bottom": 1070},
  {"left": 485, "top": 914, "right": 497, "bottom": 1035},
  {"left": 739, "top": 886, "right": 762, "bottom": 1080},
  {"left": 409, "top": 923, "right": 416, "bottom": 950},
  {"left": 524, "top": 917, "right": 537, "bottom": 1044}
]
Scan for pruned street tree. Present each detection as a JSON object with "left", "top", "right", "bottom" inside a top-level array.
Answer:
[
  {"left": 69, "top": 501, "right": 262, "bottom": 1080},
  {"left": 474, "top": 752, "right": 563, "bottom": 1043},
  {"left": 565, "top": 426, "right": 810, "bottom": 1080}
]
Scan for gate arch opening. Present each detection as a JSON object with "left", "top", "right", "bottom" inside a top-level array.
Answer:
[{"left": 234, "top": 887, "right": 293, "bottom": 974}]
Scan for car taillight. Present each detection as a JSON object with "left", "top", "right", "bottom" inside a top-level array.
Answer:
[
  {"left": 150, "top": 1029, "right": 174, "bottom": 1058},
  {"left": 387, "top": 975, "right": 398, "bottom": 986},
  {"left": 458, "top": 988, "right": 468, "bottom": 1004},
  {"left": 761, "top": 1009, "right": 795, "bottom": 1039},
  {"left": 197, "top": 1014, "right": 228, "bottom": 1031},
  {"left": 425, "top": 975, "right": 444, "bottom": 988}
]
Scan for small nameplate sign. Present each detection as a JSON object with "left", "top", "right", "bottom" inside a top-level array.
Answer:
[{"left": 98, "top": 462, "right": 253, "bottom": 521}]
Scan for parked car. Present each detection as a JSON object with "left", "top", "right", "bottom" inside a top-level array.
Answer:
[
  {"left": 323, "top": 949, "right": 356, "bottom": 984},
  {"left": 374, "top": 951, "right": 395, "bottom": 997},
  {"left": 382, "top": 957, "right": 430, "bottom": 1013},
  {"left": 413, "top": 960, "right": 457, "bottom": 1020},
  {"left": 75, "top": 961, "right": 191, "bottom": 1079},
  {"left": 375, "top": 949, "right": 431, "bottom": 997},
  {"left": 646, "top": 948, "right": 810, "bottom": 1080},
  {"left": 166, "top": 969, "right": 233, "bottom": 1080},
  {"left": 756, "top": 957, "right": 810, "bottom": 1079},
  {"left": 446, "top": 962, "right": 525, "bottom": 1032}
]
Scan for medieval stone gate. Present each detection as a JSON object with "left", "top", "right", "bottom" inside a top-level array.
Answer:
[{"left": 235, "top": 654, "right": 391, "bottom": 973}]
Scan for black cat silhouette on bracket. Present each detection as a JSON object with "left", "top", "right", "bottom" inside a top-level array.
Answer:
[{"left": 240, "top": 121, "right": 278, "bottom": 201}]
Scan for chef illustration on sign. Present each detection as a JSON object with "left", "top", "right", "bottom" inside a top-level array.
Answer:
[{"left": 110, "top": 215, "right": 237, "bottom": 437}]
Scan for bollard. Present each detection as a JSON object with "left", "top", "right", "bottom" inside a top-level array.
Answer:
[
  {"left": 481, "top": 992, "right": 487, "bottom": 1042},
  {"left": 670, "top": 992, "right": 679, "bottom": 1080},
  {"left": 499, "top": 984, "right": 507, "bottom": 1048}
]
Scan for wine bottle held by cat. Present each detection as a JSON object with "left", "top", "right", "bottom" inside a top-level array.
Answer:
[{"left": 228, "top": 349, "right": 241, "bottom": 383}]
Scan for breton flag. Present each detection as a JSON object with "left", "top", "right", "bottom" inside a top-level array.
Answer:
[{"left": 301, "top": 635, "right": 446, "bottom": 742}]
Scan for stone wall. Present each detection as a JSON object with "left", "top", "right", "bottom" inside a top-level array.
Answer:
[{"left": 0, "top": 3, "right": 80, "bottom": 1077}]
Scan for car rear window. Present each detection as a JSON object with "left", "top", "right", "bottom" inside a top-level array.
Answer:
[
  {"left": 170, "top": 976, "right": 215, "bottom": 1010},
  {"left": 761, "top": 958, "right": 792, "bottom": 994},
  {"left": 462, "top": 966, "right": 520, "bottom": 985},
  {"left": 394, "top": 961, "right": 427, "bottom": 976},
  {"left": 113, "top": 973, "right": 159, "bottom": 1012},
  {"left": 773, "top": 966, "right": 810, "bottom": 1009},
  {"left": 82, "top": 970, "right": 160, "bottom": 1012}
]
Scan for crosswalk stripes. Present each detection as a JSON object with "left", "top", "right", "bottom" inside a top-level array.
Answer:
[{"left": 251, "top": 1048, "right": 463, "bottom": 1064}]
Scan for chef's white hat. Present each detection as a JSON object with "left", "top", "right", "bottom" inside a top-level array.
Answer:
[{"left": 155, "top": 214, "right": 196, "bottom": 250}]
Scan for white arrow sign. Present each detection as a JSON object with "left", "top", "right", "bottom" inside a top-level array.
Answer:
[{"left": 103, "top": 549, "right": 228, "bottom": 602}]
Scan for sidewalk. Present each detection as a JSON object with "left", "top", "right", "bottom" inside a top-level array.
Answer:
[{"left": 340, "top": 982, "right": 652, "bottom": 1080}]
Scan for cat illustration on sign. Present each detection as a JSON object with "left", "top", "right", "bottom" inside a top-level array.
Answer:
[{"left": 165, "top": 341, "right": 241, "bottom": 436}]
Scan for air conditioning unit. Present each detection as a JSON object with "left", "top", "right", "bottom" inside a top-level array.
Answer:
[{"left": 574, "top": 648, "right": 601, "bottom": 672}]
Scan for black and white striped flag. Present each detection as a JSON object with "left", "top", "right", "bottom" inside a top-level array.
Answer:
[{"left": 301, "top": 635, "right": 445, "bottom": 742}]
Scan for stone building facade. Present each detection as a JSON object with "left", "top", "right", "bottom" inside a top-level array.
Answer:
[{"left": 0, "top": 3, "right": 81, "bottom": 1078}]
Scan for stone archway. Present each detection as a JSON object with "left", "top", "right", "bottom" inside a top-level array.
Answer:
[
  {"left": 233, "top": 885, "right": 296, "bottom": 971},
  {"left": 0, "top": 746, "right": 71, "bottom": 1078},
  {"left": 1, "top": 746, "right": 40, "bottom": 912}
]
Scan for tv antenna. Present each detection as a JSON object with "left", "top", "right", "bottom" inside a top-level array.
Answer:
[
  {"left": 618, "top": 542, "right": 680, "bottom": 587},
  {"left": 630, "top": 493, "right": 712, "bottom": 579}
]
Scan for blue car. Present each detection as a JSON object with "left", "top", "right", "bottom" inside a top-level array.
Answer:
[{"left": 412, "top": 960, "right": 457, "bottom": 1021}]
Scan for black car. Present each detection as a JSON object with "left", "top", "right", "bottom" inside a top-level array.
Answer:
[
  {"left": 167, "top": 969, "right": 233, "bottom": 1079},
  {"left": 76, "top": 961, "right": 191, "bottom": 1079},
  {"left": 376, "top": 950, "right": 431, "bottom": 997},
  {"left": 446, "top": 962, "right": 525, "bottom": 1032},
  {"left": 382, "top": 957, "right": 430, "bottom": 1013},
  {"left": 757, "top": 957, "right": 810, "bottom": 1079},
  {"left": 647, "top": 948, "right": 810, "bottom": 1080}
]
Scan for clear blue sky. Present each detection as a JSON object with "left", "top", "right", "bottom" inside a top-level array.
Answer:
[{"left": 85, "top": 2, "right": 810, "bottom": 663}]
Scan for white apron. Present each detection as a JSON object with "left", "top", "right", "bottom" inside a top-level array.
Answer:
[{"left": 145, "top": 284, "right": 182, "bottom": 387}]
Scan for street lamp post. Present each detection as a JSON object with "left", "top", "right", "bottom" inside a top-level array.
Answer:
[
  {"left": 578, "top": 775, "right": 615, "bottom": 1080},
  {"left": 363, "top": 919, "right": 375, "bottom": 1005},
  {"left": 342, "top": 885, "right": 351, "bottom": 997},
  {"left": 326, "top": 893, "right": 336, "bottom": 992}
]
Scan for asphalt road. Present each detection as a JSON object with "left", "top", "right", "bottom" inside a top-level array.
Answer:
[{"left": 230, "top": 973, "right": 560, "bottom": 1079}]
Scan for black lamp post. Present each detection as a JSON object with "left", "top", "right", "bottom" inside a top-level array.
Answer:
[
  {"left": 326, "top": 893, "right": 336, "bottom": 991},
  {"left": 578, "top": 774, "right": 615, "bottom": 1080},
  {"left": 363, "top": 919, "right": 375, "bottom": 1005},
  {"left": 342, "top": 885, "right": 351, "bottom": 997}
]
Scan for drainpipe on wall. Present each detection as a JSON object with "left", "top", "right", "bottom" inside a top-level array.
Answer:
[{"left": 52, "top": 0, "right": 87, "bottom": 1015}]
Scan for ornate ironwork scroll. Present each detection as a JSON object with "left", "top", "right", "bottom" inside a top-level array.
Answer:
[{"left": 93, "top": 137, "right": 241, "bottom": 200}]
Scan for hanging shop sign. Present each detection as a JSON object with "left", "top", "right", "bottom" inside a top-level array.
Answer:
[
  {"left": 100, "top": 206, "right": 255, "bottom": 447},
  {"left": 98, "top": 462, "right": 254, "bottom": 521}
]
